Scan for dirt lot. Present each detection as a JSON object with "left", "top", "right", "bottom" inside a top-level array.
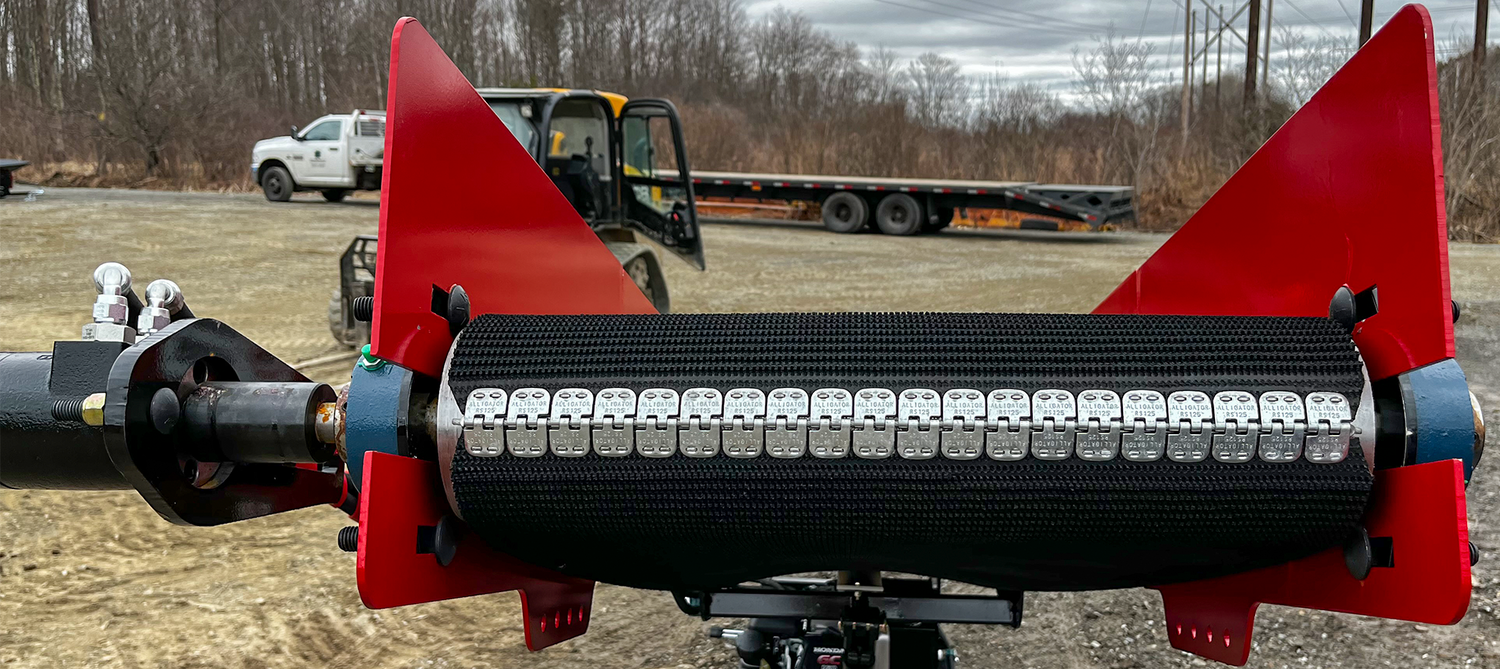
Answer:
[{"left": 2, "top": 187, "right": 1499, "bottom": 669}]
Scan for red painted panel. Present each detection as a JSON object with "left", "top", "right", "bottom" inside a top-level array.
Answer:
[
  {"left": 372, "top": 18, "right": 654, "bottom": 378},
  {"left": 356, "top": 452, "right": 594, "bottom": 650},
  {"left": 1156, "top": 460, "right": 1470, "bottom": 665},
  {"left": 1094, "top": 4, "right": 1452, "bottom": 382}
]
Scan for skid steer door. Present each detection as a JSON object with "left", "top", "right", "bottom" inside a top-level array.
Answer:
[{"left": 618, "top": 99, "right": 704, "bottom": 270}]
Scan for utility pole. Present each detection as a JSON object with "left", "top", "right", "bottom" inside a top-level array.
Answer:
[
  {"left": 1359, "top": 0, "right": 1374, "bottom": 46},
  {"left": 1246, "top": 0, "right": 1261, "bottom": 104},
  {"left": 1182, "top": 4, "right": 1192, "bottom": 139},
  {"left": 1262, "top": 0, "right": 1274, "bottom": 91},
  {"left": 1477, "top": 0, "right": 1490, "bottom": 70},
  {"left": 1217, "top": 5, "right": 1225, "bottom": 111},
  {"left": 1202, "top": 1, "right": 1211, "bottom": 111}
]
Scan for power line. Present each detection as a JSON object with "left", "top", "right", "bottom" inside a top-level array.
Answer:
[
  {"left": 868, "top": 0, "right": 1100, "bottom": 38},
  {"left": 1279, "top": 0, "right": 1339, "bottom": 39},
  {"left": 912, "top": 0, "right": 1106, "bottom": 35},
  {"left": 1331, "top": 0, "right": 1359, "bottom": 27},
  {"left": 947, "top": 0, "right": 1111, "bottom": 33}
]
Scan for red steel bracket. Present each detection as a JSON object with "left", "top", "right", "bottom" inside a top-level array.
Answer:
[
  {"left": 371, "top": 17, "right": 655, "bottom": 379},
  {"left": 1094, "top": 6, "right": 1470, "bottom": 664},
  {"left": 356, "top": 451, "right": 595, "bottom": 650},
  {"left": 1155, "top": 459, "right": 1470, "bottom": 665}
]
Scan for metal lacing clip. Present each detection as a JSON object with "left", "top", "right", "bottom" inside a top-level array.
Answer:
[
  {"left": 723, "top": 388, "right": 765, "bottom": 458},
  {"left": 852, "top": 388, "right": 896, "bottom": 459},
  {"left": 549, "top": 388, "right": 593, "bottom": 457},
  {"left": 809, "top": 388, "right": 853, "bottom": 458},
  {"left": 1304, "top": 392, "right": 1353, "bottom": 463},
  {"left": 1075, "top": 390, "right": 1122, "bottom": 461},
  {"left": 985, "top": 389, "right": 1030, "bottom": 461},
  {"left": 636, "top": 388, "right": 680, "bottom": 458},
  {"left": 896, "top": 388, "right": 941, "bottom": 459},
  {"left": 1165, "top": 392, "right": 1212, "bottom": 462},
  {"left": 1211, "top": 391, "right": 1258, "bottom": 463},
  {"left": 1030, "top": 389, "right": 1076, "bottom": 461},
  {"left": 505, "top": 388, "right": 550, "bottom": 457},
  {"left": 940, "top": 389, "right": 985, "bottom": 460},
  {"left": 592, "top": 388, "right": 636, "bottom": 456},
  {"left": 1258, "top": 391, "right": 1306, "bottom": 462},
  {"left": 680, "top": 388, "right": 723, "bottom": 458},
  {"left": 1120, "top": 390, "right": 1167, "bottom": 462},
  {"left": 766, "top": 388, "right": 809, "bottom": 458},
  {"left": 463, "top": 388, "right": 507, "bottom": 457}
]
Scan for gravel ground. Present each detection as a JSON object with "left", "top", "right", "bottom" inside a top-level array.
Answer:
[{"left": 0, "top": 187, "right": 1498, "bottom": 669}]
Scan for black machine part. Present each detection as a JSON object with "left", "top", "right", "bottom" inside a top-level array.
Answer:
[
  {"left": 0, "top": 350, "right": 129, "bottom": 490},
  {"left": 0, "top": 319, "right": 344, "bottom": 525},
  {"left": 440, "top": 312, "right": 1374, "bottom": 593}
]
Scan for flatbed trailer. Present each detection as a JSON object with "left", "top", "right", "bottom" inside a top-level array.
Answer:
[
  {"left": 0, "top": 159, "right": 29, "bottom": 198},
  {"left": 687, "top": 170, "right": 1134, "bottom": 235}
]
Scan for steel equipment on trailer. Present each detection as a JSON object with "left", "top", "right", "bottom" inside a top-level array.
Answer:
[{"left": 0, "top": 6, "right": 1484, "bottom": 668}]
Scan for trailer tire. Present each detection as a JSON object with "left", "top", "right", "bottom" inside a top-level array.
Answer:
[
  {"left": 261, "top": 166, "right": 294, "bottom": 202},
  {"left": 924, "top": 206, "right": 955, "bottom": 232},
  {"left": 820, "top": 192, "right": 868, "bottom": 233},
  {"left": 322, "top": 189, "right": 349, "bottom": 203},
  {"left": 875, "top": 193, "right": 923, "bottom": 235}
]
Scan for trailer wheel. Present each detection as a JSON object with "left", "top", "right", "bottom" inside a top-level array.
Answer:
[
  {"left": 875, "top": 193, "right": 923, "bottom": 235},
  {"left": 261, "top": 166, "right": 294, "bottom": 202},
  {"left": 821, "top": 192, "right": 868, "bottom": 233},
  {"left": 924, "top": 206, "right": 955, "bottom": 232},
  {"left": 322, "top": 189, "right": 349, "bottom": 203}
]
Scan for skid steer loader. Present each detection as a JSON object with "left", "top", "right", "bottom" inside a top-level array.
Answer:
[{"left": 330, "top": 88, "right": 702, "bottom": 347}]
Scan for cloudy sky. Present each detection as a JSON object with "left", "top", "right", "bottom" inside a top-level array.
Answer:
[{"left": 742, "top": 0, "right": 1498, "bottom": 95}]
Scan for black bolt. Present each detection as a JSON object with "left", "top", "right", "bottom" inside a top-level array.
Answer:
[
  {"left": 1328, "top": 286, "right": 1357, "bottom": 331},
  {"left": 51, "top": 398, "right": 84, "bottom": 422},
  {"left": 1471, "top": 541, "right": 1481, "bottom": 567},
  {"left": 150, "top": 387, "right": 181, "bottom": 435},
  {"left": 352, "top": 296, "right": 374, "bottom": 322},
  {"left": 1343, "top": 526, "right": 1372, "bottom": 580},
  {"left": 446, "top": 284, "right": 470, "bottom": 336},
  {"left": 1453, "top": 300, "right": 1462, "bottom": 324},
  {"left": 338, "top": 526, "right": 359, "bottom": 552}
]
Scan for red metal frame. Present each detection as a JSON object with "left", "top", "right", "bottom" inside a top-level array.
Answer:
[
  {"left": 1094, "top": 6, "right": 1470, "bottom": 665},
  {"left": 357, "top": 452, "right": 595, "bottom": 650},
  {"left": 371, "top": 18, "right": 654, "bottom": 379}
]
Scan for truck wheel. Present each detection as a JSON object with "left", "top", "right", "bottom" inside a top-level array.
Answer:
[
  {"left": 322, "top": 189, "right": 349, "bottom": 203},
  {"left": 261, "top": 166, "right": 294, "bottom": 202},
  {"left": 875, "top": 193, "right": 923, "bottom": 235},
  {"left": 821, "top": 192, "right": 868, "bottom": 233}
]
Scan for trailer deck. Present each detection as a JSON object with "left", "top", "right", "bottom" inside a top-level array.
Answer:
[{"left": 688, "top": 170, "right": 1135, "bottom": 233}]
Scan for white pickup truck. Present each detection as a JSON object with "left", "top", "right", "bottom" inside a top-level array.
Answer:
[{"left": 251, "top": 110, "right": 385, "bottom": 202}]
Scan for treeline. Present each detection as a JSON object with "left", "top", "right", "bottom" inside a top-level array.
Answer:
[{"left": 0, "top": 0, "right": 1496, "bottom": 235}]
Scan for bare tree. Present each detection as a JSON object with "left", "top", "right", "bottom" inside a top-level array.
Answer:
[{"left": 905, "top": 52, "right": 967, "bottom": 128}]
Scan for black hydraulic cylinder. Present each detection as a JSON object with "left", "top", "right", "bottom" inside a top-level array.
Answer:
[
  {"left": 0, "top": 352, "right": 129, "bottom": 490},
  {"left": 180, "top": 381, "right": 337, "bottom": 465}
]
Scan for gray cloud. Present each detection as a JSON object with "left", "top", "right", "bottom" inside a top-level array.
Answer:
[{"left": 743, "top": 0, "right": 1499, "bottom": 96}]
